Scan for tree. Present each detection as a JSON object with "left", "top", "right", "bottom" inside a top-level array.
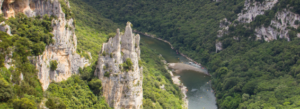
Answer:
[
  {"left": 88, "top": 79, "right": 102, "bottom": 95},
  {"left": 50, "top": 60, "right": 58, "bottom": 71},
  {"left": 0, "top": 78, "right": 13, "bottom": 102},
  {"left": 46, "top": 98, "right": 67, "bottom": 109},
  {"left": 13, "top": 98, "right": 37, "bottom": 109}
]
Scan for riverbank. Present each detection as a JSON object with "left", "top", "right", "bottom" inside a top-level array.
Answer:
[
  {"left": 168, "top": 63, "right": 211, "bottom": 76},
  {"left": 160, "top": 55, "right": 188, "bottom": 109},
  {"left": 134, "top": 30, "right": 202, "bottom": 66}
]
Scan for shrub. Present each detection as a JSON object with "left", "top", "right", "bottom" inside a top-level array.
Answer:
[
  {"left": 88, "top": 79, "right": 102, "bottom": 95},
  {"left": 110, "top": 53, "right": 113, "bottom": 58},
  {"left": 0, "top": 78, "right": 13, "bottom": 102},
  {"left": 50, "top": 60, "right": 58, "bottom": 71},
  {"left": 104, "top": 71, "right": 110, "bottom": 77},
  {"left": 46, "top": 98, "right": 66, "bottom": 109},
  {"left": 13, "top": 98, "right": 36, "bottom": 109},
  {"left": 295, "top": 20, "right": 300, "bottom": 25},
  {"left": 123, "top": 58, "right": 133, "bottom": 71},
  {"left": 102, "top": 51, "right": 106, "bottom": 56}
]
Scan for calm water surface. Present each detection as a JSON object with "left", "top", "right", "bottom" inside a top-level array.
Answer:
[{"left": 140, "top": 35, "right": 217, "bottom": 109}]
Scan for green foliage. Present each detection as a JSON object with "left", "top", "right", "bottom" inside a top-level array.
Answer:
[
  {"left": 13, "top": 98, "right": 37, "bottom": 109},
  {"left": 210, "top": 39, "right": 300, "bottom": 108},
  {"left": 88, "top": 78, "right": 102, "bottom": 95},
  {"left": 0, "top": 13, "right": 54, "bottom": 108},
  {"left": 110, "top": 53, "right": 113, "bottom": 58},
  {"left": 80, "top": 0, "right": 245, "bottom": 64},
  {"left": 50, "top": 60, "right": 58, "bottom": 71},
  {"left": 46, "top": 98, "right": 67, "bottom": 109},
  {"left": 108, "top": 33, "right": 116, "bottom": 39},
  {"left": 47, "top": 75, "right": 111, "bottom": 109},
  {"left": 0, "top": 32, "right": 12, "bottom": 67},
  {"left": 141, "top": 46, "right": 183, "bottom": 109},
  {"left": 59, "top": 0, "right": 74, "bottom": 19},
  {"left": 68, "top": 0, "right": 119, "bottom": 63},
  {"left": 122, "top": 58, "right": 133, "bottom": 71},
  {"left": 104, "top": 71, "right": 110, "bottom": 77},
  {"left": 0, "top": 78, "right": 13, "bottom": 102},
  {"left": 79, "top": 67, "right": 93, "bottom": 81},
  {"left": 102, "top": 51, "right": 106, "bottom": 56}
]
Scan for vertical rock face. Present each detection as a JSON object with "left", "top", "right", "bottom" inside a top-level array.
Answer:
[
  {"left": 237, "top": 0, "right": 278, "bottom": 23},
  {"left": 255, "top": 10, "right": 300, "bottom": 41},
  {"left": 94, "top": 22, "right": 143, "bottom": 109},
  {"left": 0, "top": 0, "right": 88, "bottom": 90}
]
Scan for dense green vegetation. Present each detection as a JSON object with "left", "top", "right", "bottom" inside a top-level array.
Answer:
[
  {"left": 78, "top": 0, "right": 300, "bottom": 108},
  {"left": 46, "top": 75, "right": 110, "bottom": 108},
  {"left": 209, "top": 38, "right": 300, "bottom": 108},
  {"left": 50, "top": 60, "right": 58, "bottom": 71},
  {"left": 141, "top": 46, "right": 183, "bottom": 109},
  {"left": 80, "top": 0, "right": 245, "bottom": 64},
  {"left": 69, "top": 0, "right": 119, "bottom": 62},
  {"left": 0, "top": 13, "right": 54, "bottom": 108}
]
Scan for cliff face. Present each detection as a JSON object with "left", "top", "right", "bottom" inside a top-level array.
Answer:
[
  {"left": 255, "top": 10, "right": 300, "bottom": 41},
  {"left": 237, "top": 0, "right": 278, "bottom": 23},
  {"left": 94, "top": 22, "right": 143, "bottom": 109},
  {"left": 0, "top": 0, "right": 88, "bottom": 90},
  {"left": 216, "top": 0, "right": 300, "bottom": 51}
]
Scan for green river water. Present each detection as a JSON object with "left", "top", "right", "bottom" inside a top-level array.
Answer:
[{"left": 140, "top": 35, "right": 217, "bottom": 109}]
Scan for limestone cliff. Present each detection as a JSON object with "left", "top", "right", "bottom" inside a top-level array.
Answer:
[
  {"left": 237, "top": 0, "right": 278, "bottom": 23},
  {"left": 216, "top": 0, "right": 300, "bottom": 50},
  {"left": 0, "top": 0, "right": 88, "bottom": 90},
  {"left": 94, "top": 22, "right": 143, "bottom": 109},
  {"left": 255, "top": 10, "right": 300, "bottom": 41}
]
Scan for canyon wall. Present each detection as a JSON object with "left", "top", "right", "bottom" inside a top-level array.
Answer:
[
  {"left": 94, "top": 22, "right": 143, "bottom": 109},
  {"left": 0, "top": 0, "right": 88, "bottom": 90}
]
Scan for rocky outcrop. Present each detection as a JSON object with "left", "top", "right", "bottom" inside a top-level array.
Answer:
[
  {"left": 255, "top": 10, "right": 300, "bottom": 41},
  {"left": 215, "top": 41, "right": 222, "bottom": 53},
  {"left": 94, "top": 22, "right": 143, "bottom": 109},
  {"left": 0, "top": 0, "right": 88, "bottom": 90},
  {"left": 0, "top": 22, "right": 11, "bottom": 35},
  {"left": 0, "top": 0, "right": 66, "bottom": 18},
  {"left": 237, "top": 0, "right": 278, "bottom": 23},
  {"left": 215, "top": 0, "right": 300, "bottom": 50},
  {"left": 217, "top": 18, "right": 231, "bottom": 38}
]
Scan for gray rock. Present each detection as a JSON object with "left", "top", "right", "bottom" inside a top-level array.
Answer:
[
  {"left": 0, "top": 0, "right": 89, "bottom": 90},
  {"left": 95, "top": 22, "right": 143, "bottom": 109}
]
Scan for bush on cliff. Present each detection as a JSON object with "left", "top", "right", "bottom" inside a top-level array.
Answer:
[{"left": 50, "top": 60, "right": 58, "bottom": 71}]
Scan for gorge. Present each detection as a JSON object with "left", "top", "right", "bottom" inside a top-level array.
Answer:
[{"left": 1, "top": 0, "right": 300, "bottom": 108}]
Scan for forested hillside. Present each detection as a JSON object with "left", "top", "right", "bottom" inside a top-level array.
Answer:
[
  {"left": 79, "top": 0, "right": 300, "bottom": 108},
  {"left": 141, "top": 46, "right": 183, "bottom": 109},
  {"left": 69, "top": 0, "right": 119, "bottom": 62},
  {"left": 80, "top": 0, "right": 246, "bottom": 63}
]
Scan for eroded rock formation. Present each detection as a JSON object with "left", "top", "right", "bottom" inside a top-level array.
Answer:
[
  {"left": 215, "top": 0, "right": 300, "bottom": 50},
  {"left": 0, "top": 0, "right": 88, "bottom": 90},
  {"left": 94, "top": 22, "right": 143, "bottom": 109},
  {"left": 237, "top": 0, "right": 278, "bottom": 23},
  {"left": 255, "top": 10, "right": 300, "bottom": 41}
]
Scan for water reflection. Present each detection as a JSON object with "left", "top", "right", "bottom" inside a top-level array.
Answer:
[{"left": 140, "top": 35, "right": 217, "bottom": 109}]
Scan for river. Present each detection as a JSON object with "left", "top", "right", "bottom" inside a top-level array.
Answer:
[{"left": 140, "top": 35, "right": 217, "bottom": 109}]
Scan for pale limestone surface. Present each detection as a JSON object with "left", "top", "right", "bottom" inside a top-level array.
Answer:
[
  {"left": 215, "top": 0, "right": 300, "bottom": 50},
  {"left": 94, "top": 22, "right": 143, "bottom": 109},
  {"left": 238, "top": 0, "right": 278, "bottom": 23},
  {"left": 0, "top": 0, "right": 88, "bottom": 90},
  {"left": 255, "top": 10, "right": 300, "bottom": 41}
]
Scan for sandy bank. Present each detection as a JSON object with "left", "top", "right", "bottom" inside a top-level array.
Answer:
[{"left": 168, "top": 63, "right": 211, "bottom": 76}]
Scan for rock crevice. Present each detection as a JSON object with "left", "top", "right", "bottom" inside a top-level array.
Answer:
[
  {"left": 0, "top": 0, "right": 88, "bottom": 90},
  {"left": 94, "top": 22, "right": 143, "bottom": 109}
]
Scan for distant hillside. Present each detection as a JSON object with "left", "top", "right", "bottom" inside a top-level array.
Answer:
[
  {"left": 69, "top": 0, "right": 119, "bottom": 63},
  {"left": 79, "top": 0, "right": 300, "bottom": 108}
]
